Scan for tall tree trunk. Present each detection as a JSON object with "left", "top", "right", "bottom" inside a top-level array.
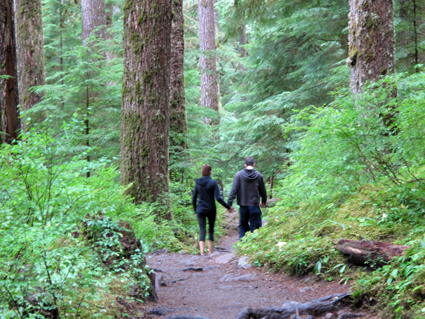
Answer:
[
  {"left": 14, "top": 0, "right": 45, "bottom": 131},
  {"left": 121, "top": 0, "right": 172, "bottom": 209},
  {"left": 198, "top": 0, "right": 218, "bottom": 111},
  {"left": 170, "top": 0, "right": 187, "bottom": 167},
  {"left": 0, "top": 0, "right": 19, "bottom": 144},
  {"left": 105, "top": 2, "right": 120, "bottom": 61},
  {"left": 348, "top": 0, "right": 395, "bottom": 95},
  {"left": 81, "top": 0, "right": 105, "bottom": 177},
  {"left": 81, "top": 0, "right": 106, "bottom": 44}
]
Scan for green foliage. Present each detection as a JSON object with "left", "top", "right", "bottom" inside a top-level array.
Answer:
[
  {"left": 38, "top": 0, "right": 124, "bottom": 162},
  {"left": 0, "top": 128, "right": 194, "bottom": 317},
  {"left": 235, "top": 70, "right": 425, "bottom": 317}
]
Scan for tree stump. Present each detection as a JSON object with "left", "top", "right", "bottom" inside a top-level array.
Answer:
[{"left": 337, "top": 239, "right": 409, "bottom": 267}]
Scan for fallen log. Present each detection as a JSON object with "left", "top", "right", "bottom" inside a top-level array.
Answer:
[
  {"left": 235, "top": 293, "right": 351, "bottom": 319},
  {"left": 337, "top": 239, "right": 409, "bottom": 267}
]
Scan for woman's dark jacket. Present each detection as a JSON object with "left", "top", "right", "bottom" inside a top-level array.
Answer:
[{"left": 192, "top": 176, "right": 231, "bottom": 214}]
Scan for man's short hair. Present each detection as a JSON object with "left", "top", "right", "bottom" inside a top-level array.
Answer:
[{"left": 245, "top": 157, "right": 255, "bottom": 166}]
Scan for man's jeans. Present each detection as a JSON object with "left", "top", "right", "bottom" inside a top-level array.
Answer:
[{"left": 239, "top": 206, "right": 262, "bottom": 239}]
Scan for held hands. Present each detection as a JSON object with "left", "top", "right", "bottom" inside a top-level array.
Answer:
[{"left": 228, "top": 207, "right": 236, "bottom": 214}]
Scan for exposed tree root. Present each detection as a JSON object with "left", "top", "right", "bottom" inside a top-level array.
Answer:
[{"left": 235, "top": 293, "right": 352, "bottom": 319}]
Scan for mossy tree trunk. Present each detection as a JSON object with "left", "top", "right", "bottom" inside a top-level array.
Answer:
[
  {"left": 121, "top": 0, "right": 172, "bottom": 210},
  {"left": 0, "top": 0, "right": 20, "bottom": 144},
  {"left": 170, "top": 0, "right": 187, "bottom": 175},
  {"left": 348, "top": 0, "right": 395, "bottom": 95},
  {"left": 14, "top": 0, "right": 45, "bottom": 131},
  {"left": 198, "top": 0, "right": 218, "bottom": 112}
]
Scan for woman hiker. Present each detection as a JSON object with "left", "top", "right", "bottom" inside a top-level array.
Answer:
[{"left": 192, "top": 164, "right": 233, "bottom": 255}]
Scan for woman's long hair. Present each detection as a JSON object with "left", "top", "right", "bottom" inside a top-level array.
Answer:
[{"left": 202, "top": 164, "right": 212, "bottom": 176}]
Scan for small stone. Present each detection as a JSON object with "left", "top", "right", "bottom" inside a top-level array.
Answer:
[
  {"left": 237, "top": 257, "right": 251, "bottom": 269},
  {"left": 215, "top": 253, "right": 235, "bottom": 264},
  {"left": 220, "top": 273, "right": 257, "bottom": 282},
  {"left": 325, "top": 313, "right": 333, "bottom": 319},
  {"left": 179, "top": 250, "right": 187, "bottom": 254},
  {"left": 219, "top": 274, "right": 234, "bottom": 283}
]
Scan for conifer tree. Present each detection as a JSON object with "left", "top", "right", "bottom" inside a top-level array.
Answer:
[
  {"left": 0, "top": 0, "right": 19, "bottom": 144},
  {"left": 14, "top": 0, "right": 45, "bottom": 130},
  {"left": 170, "top": 0, "right": 187, "bottom": 169},
  {"left": 348, "top": 0, "right": 395, "bottom": 95},
  {"left": 120, "top": 0, "right": 172, "bottom": 208},
  {"left": 198, "top": 0, "right": 218, "bottom": 111}
]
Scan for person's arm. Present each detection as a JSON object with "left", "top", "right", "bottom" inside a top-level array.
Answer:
[
  {"left": 227, "top": 173, "right": 239, "bottom": 207},
  {"left": 192, "top": 184, "right": 198, "bottom": 212},
  {"left": 214, "top": 182, "right": 231, "bottom": 209},
  {"left": 259, "top": 175, "right": 268, "bottom": 207}
]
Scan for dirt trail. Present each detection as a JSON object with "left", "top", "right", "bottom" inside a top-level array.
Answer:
[{"left": 143, "top": 215, "right": 369, "bottom": 319}]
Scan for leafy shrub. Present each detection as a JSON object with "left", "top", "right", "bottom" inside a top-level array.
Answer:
[{"left": 0, "top": 128, "right": 191, "bottom": 317}]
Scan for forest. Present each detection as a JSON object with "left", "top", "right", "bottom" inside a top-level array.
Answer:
[{"left": 2, "top": 0, "right": 425, "bottom": 317}]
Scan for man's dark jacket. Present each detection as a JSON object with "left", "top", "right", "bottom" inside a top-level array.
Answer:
[
  {"left": 192, "top": 176, "right": 231, "bottom": 214},
  {"left": 228, "top": 168, "right": 267, "bottom": 207}
]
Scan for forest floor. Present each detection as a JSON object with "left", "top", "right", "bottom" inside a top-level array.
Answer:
[{"left": 141, "top": 213, "right": 376, "bottom": 319}]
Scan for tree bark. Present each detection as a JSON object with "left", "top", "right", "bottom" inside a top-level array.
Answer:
[
  {"left": 198, "top": 0, "right": 218, "bottom": 112},
  {"left": 348, "top": 0, "right": 395, "bottom": 95},
  {"left": 169, "top": 0, "right": 187, "bottom": 165},
  {"left": 14, "top": 0, "right": 45, "bottom": 131},
  {"left": 121, "top": 0, "right": 172, "bottom": 208},
  {"left": 81, "top": 0, "right": 106, "bottom": 44},
  {"left": 0, "top": 0, "right": 19, "bottom": 144},
  {"left": 81, "top": 0, "right": 105, "bottom": 177},
  {"left": 239, "top": 24, "right": 248, "bottom": 58}
]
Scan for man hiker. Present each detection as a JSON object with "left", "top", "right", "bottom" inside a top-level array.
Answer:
[{"left": 228, "top": 156, "right": 268, "bottom": 239}]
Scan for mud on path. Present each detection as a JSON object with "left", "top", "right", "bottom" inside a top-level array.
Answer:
[{"left": 142, "top": 214, "right": 372, "bottom": 319}]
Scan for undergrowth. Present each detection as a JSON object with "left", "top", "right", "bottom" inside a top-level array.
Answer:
[
  {"left": 237, "top": 73, "right": 425, "bottom": 318},
  {"left": 0, "top": 127, "right": 202, "bottom": 318}
]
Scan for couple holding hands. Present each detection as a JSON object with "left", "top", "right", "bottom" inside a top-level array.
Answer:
[{"left": 191, "top": 157, "right": 268, "bottom": 255}]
